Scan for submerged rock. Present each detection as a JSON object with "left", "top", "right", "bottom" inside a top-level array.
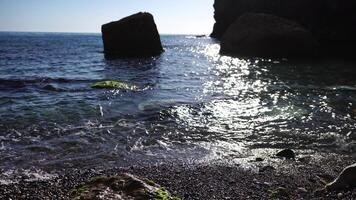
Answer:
[
  {"left": 0, "top": 80, "right": 26, "bottom": 89},
  {"left": 276, "top": 149, "right": 295, "bottom": 160},
  {"left": 220, "top": 13, "right": 318, "bottom": 58},
  {"left": 71, "top": 173, "right": 180, "bottom": 200},
  {"left": 102, "top": 12, "right": 163, "bottom": 58},
  {"left": 91, "top": 80, "right": 136, "bottom": 90},
  {"left": 326, "top": 163, "right": 356, "bottom": 191}
]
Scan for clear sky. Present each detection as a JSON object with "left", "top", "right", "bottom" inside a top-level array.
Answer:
[{"left": 0, "top": 0, "right": 215, "bottom": 34}]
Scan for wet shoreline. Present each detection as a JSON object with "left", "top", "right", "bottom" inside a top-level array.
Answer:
[{"left": 1, "top": 152, "right": 355, "bottom": 199}]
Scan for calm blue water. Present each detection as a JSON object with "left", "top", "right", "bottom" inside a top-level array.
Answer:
[{"left": 0, "top": 32, "right": 356, "bottom": 174}]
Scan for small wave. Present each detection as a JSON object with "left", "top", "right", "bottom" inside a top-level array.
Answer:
[
  {"left": 0, "top": 79, "right": 26, "bottom": 89},
  {"left": 138, "top": 99, "right": 191, "bottom": 111},
  {"left": 0, "top": 77, "right": 100, "bottom": 85},
  {"left": 0, "top": 77, "right": 103, "bottom": 91},
  {"left": 42, "top": 84, "right": 66, "bottom": 92},
  {"left": 0, "top": 169, "right": 57, "bottom": 185},
  {"left": 325, "top": 85, "right": 356, "bottom": 91}
]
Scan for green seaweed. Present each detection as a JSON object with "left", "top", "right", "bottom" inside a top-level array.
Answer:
[
  {"left": 88, "top": 176, "right": 108, "bottom": 184},
  {"left": 91, "top": 80, "right": 135, "bottom": 89},
  {"left": 268, "top": 187, "right": 289, "bottom": 198},
  {"left": 268, "top": 189, "right": 279, "bottom": 198},
  {"left": 70, "top": 185, "right": 89, "bottom": 198},
  {"left": 154, "top": 188, "right": 181, "bottom": 200},
  {"left": 144, "top": 178, "right": 156, "bottom": 186}
]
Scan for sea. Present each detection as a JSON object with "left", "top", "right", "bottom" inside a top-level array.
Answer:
[{"left": 0, "top": 32, "right": 355, "bottom": 183}]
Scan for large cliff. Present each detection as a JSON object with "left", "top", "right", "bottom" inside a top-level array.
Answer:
[{"left": 211, "top": 0, "right": 356, "bottom": 43}]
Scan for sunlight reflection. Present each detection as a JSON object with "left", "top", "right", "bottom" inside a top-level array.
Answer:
[{"left": 170, "top": 43, "right": 313, "bottom": 153}]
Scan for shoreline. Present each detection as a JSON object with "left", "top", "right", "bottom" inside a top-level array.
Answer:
[{"left": 1, "top": 152, "right": 355, "bottom": 199}]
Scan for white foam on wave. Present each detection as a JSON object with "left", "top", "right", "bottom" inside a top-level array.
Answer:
[{"left": 0, "top": 169, "right": 57, "bottom": 185}]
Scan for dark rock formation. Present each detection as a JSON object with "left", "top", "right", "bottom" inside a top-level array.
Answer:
[
  {"left": 220, "top": 13, "right": 318, "bottom": 58},
  {"left": 211, "top": 0, "right": 356, "bottom": 42},
  {"left": 102, "top": 12, "right": 163, "bottom": 58},
  {"left": 326, "top": 163, "right": 356, "bottom": 191},
  {"left": 275, "top": 149, "right": 296, "bottom": 160}
]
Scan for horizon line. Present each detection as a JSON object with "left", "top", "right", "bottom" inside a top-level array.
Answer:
[{"left": 0, "top": 30, "right": 210, "bottom": 36}]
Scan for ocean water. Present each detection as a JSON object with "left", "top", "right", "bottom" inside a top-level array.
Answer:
[{"left": 0, "top": 32, "right": 356, "bottom": 175}]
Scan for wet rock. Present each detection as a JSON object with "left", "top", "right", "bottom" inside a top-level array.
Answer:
[
  {"left": 326, "top": 163, "right": 356, "bottom": 191},
  {"left": 298, "top": 156, "right": 311, "bottom": 163},
  {"left": 220, "top": 13, "right": 318, "bottom": 58},
  {"left": 352, "top": 109, "right": 356, "bottom": 117},
  {"left": 71, "top": 173, "right": 180, "bottom": 200},
  {"left": 337, "top": 193, "right": 344, "bottom": 198},
  {"left": 259, "top": 166, "right": 275, "bottom": 173},
  {"left": 268, "top": 187, "right": 289, "bottom": 198},
  {"left": 347, "top": 132, "right": 356, "bottom": 140},
  {"left": 102, "top": 12, "right": 163, "bottom": 58},
  {"left": 276, "top": 149, "right": 296, "bottom": 160},
  {"left": 91, "top": 80, "right": 137, "bottom": 90},
  {"left": 262, "top": 182, "right": 272, "bottom": 187},
  {"left": 297, "top": 187, "right": 308, "bottom": 193}
]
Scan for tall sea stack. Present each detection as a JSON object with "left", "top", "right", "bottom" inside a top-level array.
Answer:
[{"left": 102, "top": 12, "right": 163, "bottom": 58}]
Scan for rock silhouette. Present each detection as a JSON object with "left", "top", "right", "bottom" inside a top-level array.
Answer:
[
  {"left": 326, "top": 163, "right": 356, "bottom": 191},
  {"left": 211, "top": 0, "right": 356, "bottom": 58},
  {"left": 220, "top": 13, "right": 318, "bottom": 58},
  {"left": 102, "top": 12, "right": 163, "bottom": 58},
  {"left": 211, "top": 0, "right": 356, "bottom": 41}
]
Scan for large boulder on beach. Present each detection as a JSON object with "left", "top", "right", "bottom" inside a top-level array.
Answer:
[
  {"left": 326, "top": 163, "right": 356, "bottom": 191},
  {"left": 71, "top": 173, "right": 179, "bottom": 200},
  {"left": 220, "top": 13, "right": 318, "bottom": 58},
  {"left": 102, "top": 12, "right": 163, "bottom": 58}
]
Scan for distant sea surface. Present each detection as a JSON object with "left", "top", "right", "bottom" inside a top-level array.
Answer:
[{"left": 0, "top": 32, "right": 355, "bottom": 180}]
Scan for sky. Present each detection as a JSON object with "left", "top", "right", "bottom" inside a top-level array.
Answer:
[{"left": 0, "top": 0, "right": 215, "bottom": 34}]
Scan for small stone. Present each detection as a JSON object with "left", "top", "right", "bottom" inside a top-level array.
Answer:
[
  {"left": 337, "top": 193, "right": 343, "bottom": 198},
  {"left": 268, "top": 187, "right": 289, "bottom": 198},
  {"left": 297, "top": 187, "right": 308, "bottom": 193},
  {"left": 276, "top": 187, "right": 289, "bottom": 197},
  {"left": 298, "top": 156, "right": 311, "bottom": 163},
  {"left": 347, "top": 132, "right": 356, "bottom": 140},
  {"left": 263, "top": 182, "right": 272, "bottom": 187},
  {"left": 276, "top": 149, "right": 295, "bottom": 160},
  {"left": 259, "top": 166, "right": 276, "bottom": 173}
]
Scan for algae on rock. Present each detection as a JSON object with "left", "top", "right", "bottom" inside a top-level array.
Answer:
[
  {"left": 70, "top": 173, "right": 180, "bottom": 200},
  {"left": 91, "top": 80, "right": 137, "bottom": 90}
]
